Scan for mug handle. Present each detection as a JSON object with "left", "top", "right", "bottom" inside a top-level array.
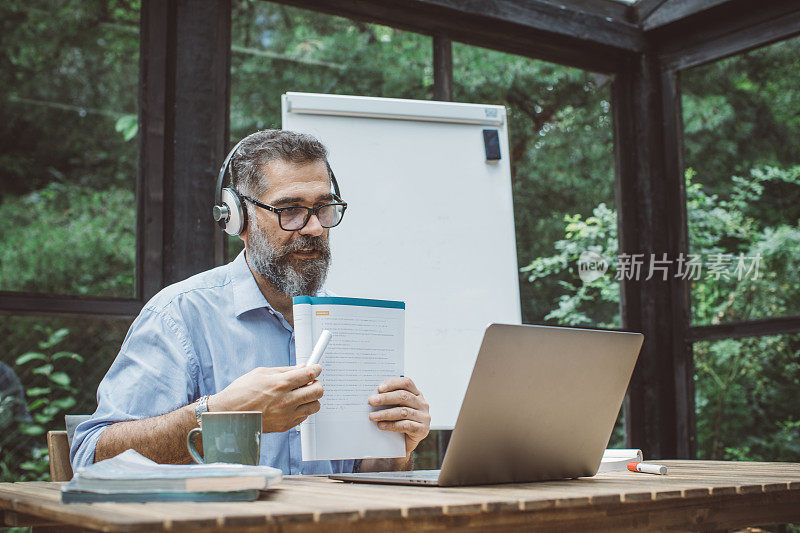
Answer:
[{"left": 186, "top": 427, "right": 204, "bottom": 464}]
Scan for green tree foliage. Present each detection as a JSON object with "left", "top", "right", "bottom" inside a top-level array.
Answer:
[
  {"left": 521, "top": 35, "right": 800, "bottom": 460},
  {"left": 452, "top": 44, "right": 615, "bottom": 323},
  {"left": 230, "top": 1, "right": 433, "bottom": 136},
  {"left": 0, "top": 0, "right": 139, "bottom": 198},
  {"left": 682, "top": 39, "right": 800, "bottom": 205},
  {"left": 523, "top": 166, "right": 800, "bottom": 460},
  {"left": 1, "top": 327, "right": 85, "bottom": 482},
  {"left": 0, "top": 183, "right": 135, "bottom": 296},
  {"left": 0, "top": 0, "right": 139, "bottom": 298}
]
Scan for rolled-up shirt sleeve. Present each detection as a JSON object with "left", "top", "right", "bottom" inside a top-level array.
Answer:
[{"left": 70, "top": 306, "right": 199, "bottom": 470}]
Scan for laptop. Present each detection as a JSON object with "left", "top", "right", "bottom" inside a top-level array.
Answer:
[{"left": 329, "top": 323, "right": 643, "bottom": 486}]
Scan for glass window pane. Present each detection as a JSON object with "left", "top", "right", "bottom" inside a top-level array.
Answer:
[
  {"left": 452, "top": 44, "right": 619, "bottom": 329},
  {"left": 452, "top": 43, "right": 620, "bottom": 443},
  {"left": 227, "top": 1, "right": 433, "bottom": 260},
  {"left": 694, "top": 333, "right": 800, "bottom": 461},
  {"left": 0, "top": 1, "right": 140, "bottom": 298},
  {"left": 682, "top": 36, "right": 800, "bottom": 325},
  {"left": 0, "top": 315, "right": 133, "bottom": 481}
]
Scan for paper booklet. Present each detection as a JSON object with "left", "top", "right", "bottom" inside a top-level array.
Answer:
[
  {"left": 596, "top": 448, "right": 644, "bottom": 473},
  {"left": 293, "top": 296, "right": 406, "bottom": 461}
]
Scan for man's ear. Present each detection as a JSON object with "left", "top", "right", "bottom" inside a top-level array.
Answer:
[{"left": 238, "top": 204, "right": 252, "bottom": 244}]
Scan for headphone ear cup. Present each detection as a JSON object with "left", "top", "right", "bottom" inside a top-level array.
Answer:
[{"left": 220, "top": 188, "right": 246, "bottom": 236}]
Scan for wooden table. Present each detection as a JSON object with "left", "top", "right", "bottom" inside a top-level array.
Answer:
[{"left": 2, "top": 461, "right": 799, "bottom": 532}]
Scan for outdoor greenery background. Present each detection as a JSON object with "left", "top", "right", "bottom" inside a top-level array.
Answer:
[{"left": 0, "top": 0, "right": 798, "bottom": 484}]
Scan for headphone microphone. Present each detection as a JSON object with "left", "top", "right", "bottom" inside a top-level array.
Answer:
[{"left": 212, "top": 135, "right": 342, "bottom": 236}]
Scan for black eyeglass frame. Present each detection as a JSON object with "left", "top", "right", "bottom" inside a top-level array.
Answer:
[{"left": 240, "top": 194, "right": 348, "bottom": 231}]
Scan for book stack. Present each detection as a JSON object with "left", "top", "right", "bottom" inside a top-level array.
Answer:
[{"left": 62, "top": 449, "right": 282, "bottom": 503}]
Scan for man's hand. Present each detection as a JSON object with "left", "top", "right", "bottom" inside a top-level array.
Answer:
[
  {"left": 209, "top": 365, "right": 323, "bottom": 433},
  {"left": 368, "top": 377, "right": 430, "bottom": 456}
]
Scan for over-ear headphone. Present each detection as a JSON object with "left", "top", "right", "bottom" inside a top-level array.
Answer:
[{"left": 212, "top": 135, "right": 342, "bottom": 236}]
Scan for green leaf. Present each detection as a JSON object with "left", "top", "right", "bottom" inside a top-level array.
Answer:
[
  {"left": 115, "top": 114, "right": 139, "bottom": 142},
  {"left": 51, "top": 397, "right": 77, "bottom": 411},
  {"left": 15, "top": 352, "right": 47, "bottom": 365},
  {"left": 28, "top": 398, "right": 48, "bottom": 411},
  {"left": 33, "top": 413, "right": 51, "bottom": 424},
  {"left": 32, "top": 363, "right": 54, "bottom": 376},
  {"left": 49, "top": 372, "right": 71, "bottom": 387},
  {"left": 20, "top": 460, "right": 48, "bottom": 473},
  {"left": 26, "top": 387, "right": 52, "bottom": 397},
  {"left": 19, "top": 424, "right": 45, "bottom": 436},
  {"left": 52, "top": 351, "right": 84, "bottom": 363},
  {"left": 44, "top": 328, "right": 70, "bottom": 349}
]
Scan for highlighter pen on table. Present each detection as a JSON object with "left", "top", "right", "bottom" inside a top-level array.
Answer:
[
  {"left": 627, "top": 462, "right": 668, "bottom": 475},
  {"left": 304, "top": 329, "right": 333, "bottom": 367}
]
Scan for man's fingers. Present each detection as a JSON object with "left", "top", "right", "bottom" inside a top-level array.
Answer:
[
  {"left": 287, "top": 380, "right": 324, "bottom": 406},
  {"left": 376, "top": 420, "right": 426, "bottom": 438},
  {"left": 295, "top": 400, "right": 321, "bottom": 418},
  {"left": 280, "top": 364, "right": 322, "bottom": 389},
  {"left": 369, "top": 406, "right": 428, "bottom": 424},
  {"left": 260, "top": 365, "right": 298, "bottom": 374},
  {"left": 377, "top": 377, "right": 420, "bottom": 396},
  {"left": 368, "top": 390, "right": 426, "bottom": 410}
]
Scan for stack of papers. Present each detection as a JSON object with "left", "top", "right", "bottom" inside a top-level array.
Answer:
[
  {"left": 597, "top": 449, "right": 644, "bottom": 473},
  {"left": 62, "top": 449, "right": 282, "bottom": 503}
]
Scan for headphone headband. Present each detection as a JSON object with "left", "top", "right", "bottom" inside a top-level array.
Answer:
[{"left": 214, "top": 137, "right": 248, "bottom": 207}]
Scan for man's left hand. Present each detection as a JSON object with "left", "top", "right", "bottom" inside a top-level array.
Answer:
[{"left": 368, "top": 377, "right": 430, "bottom": 456}]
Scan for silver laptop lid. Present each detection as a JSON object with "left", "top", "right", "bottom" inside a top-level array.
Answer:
[{"left": 437, "top": 324, "right": 643, "bottom": 487}]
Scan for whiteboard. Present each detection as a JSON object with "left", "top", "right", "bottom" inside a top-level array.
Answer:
[{"left": 283, "top": 92, "right": 521, "bottom": 429}]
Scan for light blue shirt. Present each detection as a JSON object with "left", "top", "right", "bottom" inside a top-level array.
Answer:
[{"left": 70, "top": 251, "right": 356, "bottom": 475}]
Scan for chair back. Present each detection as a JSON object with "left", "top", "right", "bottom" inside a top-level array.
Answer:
[
  {"left": 65, "top": 414, "right": 91, "bottom": 446},
  {"left": 48, "top": 414, "right": 92, "bottom": 482},
  {"left": 47, "top": 430, "right": 73, "bottom": 481}
]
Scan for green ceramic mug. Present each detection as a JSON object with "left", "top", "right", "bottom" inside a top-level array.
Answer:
[{"left": 186, "top": 411, "right": 262, "bottom": 465}]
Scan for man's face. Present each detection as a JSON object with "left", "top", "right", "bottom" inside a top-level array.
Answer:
[{"left": 243, "top": 158, "right": 334, "bottom": 297}]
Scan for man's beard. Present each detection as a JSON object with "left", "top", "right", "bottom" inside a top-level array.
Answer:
[{"left": 247, "top": 222, "right": 331, "bottom": 297}]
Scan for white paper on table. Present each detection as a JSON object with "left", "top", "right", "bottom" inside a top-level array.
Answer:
[
  {"left": 294, "top": 297, "right": 406, "bottom": 461},
  {"left": 596, "top": 449, "right": 644, "bottom": 473}
]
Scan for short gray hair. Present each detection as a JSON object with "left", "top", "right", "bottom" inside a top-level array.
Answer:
[{"left": 230, "top": 130, "right": 329, "bottom": 198}]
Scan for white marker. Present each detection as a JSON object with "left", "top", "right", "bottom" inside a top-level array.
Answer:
[
  {"left": 305, "top": 330, "right": 332, "bottom": 367},
  {"left": 627, "top": 462, "right": 668, "bottom": 475}
]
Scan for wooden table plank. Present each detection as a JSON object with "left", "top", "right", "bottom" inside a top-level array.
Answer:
[
  {"left": 292, "top": 475, "right": 516, "bottom": 513},
  {"left": 0, "top": 486, "right": 164, "bottom": 532},
  {"left": 284, "top": 477, "right": 505, "bottom": 516},
  {"left": 3, "top": 510, "right": 58, "bottom": 527},
  {"left": 2, "top": 461, "right": 800, "bottom": 532}
]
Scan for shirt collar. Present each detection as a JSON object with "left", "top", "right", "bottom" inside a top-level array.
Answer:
[
  {"left": 231, "top": 250, "right": 275, "bottom": 318},
  {"left": 230, "top": 249, "right": 332, "bottom": 318}
]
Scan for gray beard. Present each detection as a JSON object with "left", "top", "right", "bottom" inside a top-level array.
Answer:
[{"left": 247, "top": 222, "right": 331, "bottom": 297}]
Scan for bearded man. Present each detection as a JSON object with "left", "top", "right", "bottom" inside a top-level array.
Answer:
[{"left": 70, "top": 130, "right": 431, "bottom": 474}]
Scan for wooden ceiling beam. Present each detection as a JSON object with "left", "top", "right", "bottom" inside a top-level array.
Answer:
[
  {"left": 651, "top": 0, "right": 800, "bottom": 71},
  {"left": 271, "top": 0, "right": 643, "bottom": 73}
]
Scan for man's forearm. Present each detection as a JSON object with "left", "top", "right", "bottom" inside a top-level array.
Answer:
[
  {"left": 359, "top": 453, "right": 414, "bottom": 472},
  {"left": 94, "top": 404, "right": 197, "bottom": 463}
]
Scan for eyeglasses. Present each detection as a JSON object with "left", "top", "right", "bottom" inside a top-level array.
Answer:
[{"left": 240, "top": 194, "right": 348, "bottom": 231}]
